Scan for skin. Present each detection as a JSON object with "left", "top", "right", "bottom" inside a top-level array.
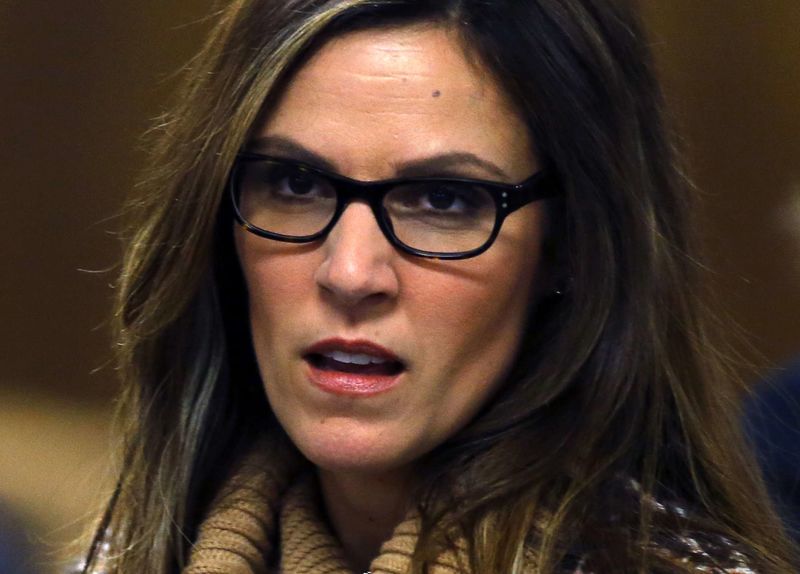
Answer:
[{"left": 235, "top": 25, "right": 549, "bottom": 571}]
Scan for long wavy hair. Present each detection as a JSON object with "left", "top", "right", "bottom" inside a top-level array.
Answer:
[{"left": 84, "top": 0, "right": 797, "bottom": 572}]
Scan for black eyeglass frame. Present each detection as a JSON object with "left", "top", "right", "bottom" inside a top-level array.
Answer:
[{"left": 229, "top": 152, "right": 560, "bottom": 260}]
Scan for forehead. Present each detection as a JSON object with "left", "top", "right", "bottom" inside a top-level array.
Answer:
[{"left": 258, "top": 24, "right": 537, "bottom": 180}]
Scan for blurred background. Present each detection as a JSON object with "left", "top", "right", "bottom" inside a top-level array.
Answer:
[{"left": 0, "top": 1, "right": 798, "bottom": 572}]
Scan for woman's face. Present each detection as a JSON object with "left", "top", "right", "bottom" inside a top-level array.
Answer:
[{"left": 236, "top": 25, "right": 549, "bottom": 475}]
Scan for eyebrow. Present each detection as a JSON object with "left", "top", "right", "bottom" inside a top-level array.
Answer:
[
  {"left": 246, "top": 135, "right": 339, "bottom": 172},
  {"left": 245, "top": 135, "right": 511, "bottom": 180}
]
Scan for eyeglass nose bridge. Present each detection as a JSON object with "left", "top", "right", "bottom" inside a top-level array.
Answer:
[
  {"left": 315, "top": 178, "right": 405, "bottom": 254},
  {"left": 319, "top": 178, "right": 507, "bottom": 261}
]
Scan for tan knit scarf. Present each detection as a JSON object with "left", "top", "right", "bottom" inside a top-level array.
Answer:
[
  {"left": 175, "top": 436, "right": 752, "bottom": 574},
  {"left": 181, "top": 437, "right": 479, "bottom": 574}
]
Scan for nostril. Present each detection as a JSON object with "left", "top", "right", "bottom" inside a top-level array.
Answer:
[{"left": 313, "top": 201, "right": 400, "bottom": 305}]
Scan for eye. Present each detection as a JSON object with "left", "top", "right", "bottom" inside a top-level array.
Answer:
[
  {"left": 270, "top": 167, "right": 328, "bottom": 198},
  {"left": 243, "top": 160, "right": 335, "bottom": 204},
  {"left": 424, "top": 185, "right": 470, "bottom": 212},
  {"left": 287, "top": 172, "right": 314, "bottom": 194},
  {"left": 384, "top": 181, "right": 495, "bottom": 236},
  {"left": 389, "top": 182, "right": 487, "bottom": 216}
]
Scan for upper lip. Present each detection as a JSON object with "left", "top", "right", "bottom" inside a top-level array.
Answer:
[{"left": 304, "top": 338, "right": 404, "bottom": 365}]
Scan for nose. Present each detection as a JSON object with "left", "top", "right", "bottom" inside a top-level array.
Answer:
[{"left": 314, "top": 201, "right": 400, "bottom": 308}]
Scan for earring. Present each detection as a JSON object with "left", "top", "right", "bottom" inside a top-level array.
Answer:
[{"left": 552, "top": 277, "right": 572, "bottom": 298}]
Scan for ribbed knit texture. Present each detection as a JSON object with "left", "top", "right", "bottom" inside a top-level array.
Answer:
[
  {"left": 181, "top": 437, "right": 480, "bottom": 574},
  {"left": 278, "top": 474, "right": 475, "bottom": 574},
  {"left": 180, "top": 438, "right": 757, "bottom": 574},
  {"left": 182, "top": 436, "right": 301, "bottom": 574}
]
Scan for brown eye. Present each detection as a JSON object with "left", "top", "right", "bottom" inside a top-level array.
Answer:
[
  {"left": 388, "top": 182, "right": 490, "bottom": 217},
  {"left": 427, "top": 187, "right": 458, "bottom": 210},
  {"left": 261, "top": 165, "right": 333, "bottom": 201},
  {"left": 287, "top": 172, "right": 316, "bottom": 195}
]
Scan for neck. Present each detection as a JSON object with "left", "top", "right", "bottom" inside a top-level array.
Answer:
[{"left": 317, "top": 467, "right": 413, "bottom": 572}]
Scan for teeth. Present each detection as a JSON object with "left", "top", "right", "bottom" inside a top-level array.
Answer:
[{"left": 323, "top": 350, "right": 389, "bottom": 365}]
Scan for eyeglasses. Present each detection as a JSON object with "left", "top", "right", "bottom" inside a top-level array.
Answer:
[{"left": 229, "top": 152, "right": 559, "bottom": 260}]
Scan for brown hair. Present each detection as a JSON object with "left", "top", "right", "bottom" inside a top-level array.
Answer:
[{"left": 85, "top": 0, "right": 797, "bottom": 572}]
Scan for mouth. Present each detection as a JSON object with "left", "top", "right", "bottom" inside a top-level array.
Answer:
[
  {"left": 306, "top": 350, "right": 406, "bottom": 375},
  {"left": 302, "top": 339, "right": 406, "bottom": 396}
]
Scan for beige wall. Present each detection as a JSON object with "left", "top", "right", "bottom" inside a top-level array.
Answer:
[
  {"left": 1, "top": 2, "right": 798, "bottom": 572},
  {"left": 0, "top": 3, "right": 218, "bottom": 571},
  {"left": 641, "top": 1, "right": 800, "bottom": 363}
]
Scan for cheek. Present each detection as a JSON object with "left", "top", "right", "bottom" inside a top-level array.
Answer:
[
  {"left": 395, "top": 250, "right": 542, "bottom": 447},
  {"left": 423, "top": 210, "right": 545, "bottom": 334},
  {"left": 235, "top": 232, "right": 314, "bottom": 352},
  {"left": 416, "top": 259, "right": 538, "bottom": 360},
  {"left": 407, "top": 211, "right": 546, "bottom": 388}
]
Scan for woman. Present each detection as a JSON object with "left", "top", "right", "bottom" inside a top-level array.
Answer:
[{"left": 81, "top": 0, "right": 797, "bottom": 572}]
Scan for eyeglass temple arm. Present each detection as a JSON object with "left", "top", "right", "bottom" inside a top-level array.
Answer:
[{"left": 503, "top": 170, "right": 560, "bottom": 213}]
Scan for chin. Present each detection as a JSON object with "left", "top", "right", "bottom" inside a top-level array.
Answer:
[{"left": 291, "top": 419, "right": 419, "bottom": 475}]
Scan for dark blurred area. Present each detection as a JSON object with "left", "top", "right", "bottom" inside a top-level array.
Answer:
[
  {"left": 0, "top": 501, "right": 38, "bottom": 574},
  {"left": 745, "top": 359, "right": 800, "bottom": 543},
  {"left": 0, "top": 1, "right": 798, "bottom": 572}
]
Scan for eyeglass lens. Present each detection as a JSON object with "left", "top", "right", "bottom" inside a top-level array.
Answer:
[{"left": 236, "top": 158, "right": 498, "bottom": 254}]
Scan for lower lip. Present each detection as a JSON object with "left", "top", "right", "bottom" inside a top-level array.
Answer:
[{"left": 305, "top": 361, "right": 403, "bottom": 397}]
